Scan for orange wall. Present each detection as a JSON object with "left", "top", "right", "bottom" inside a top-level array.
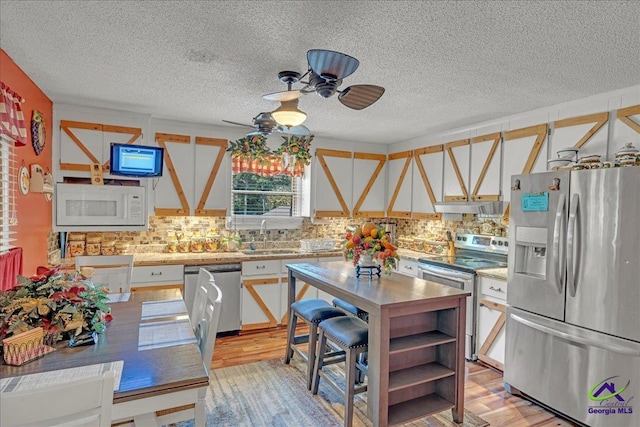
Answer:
[{"left": 0, "top": 49, "right": 53, "bottom": 275}]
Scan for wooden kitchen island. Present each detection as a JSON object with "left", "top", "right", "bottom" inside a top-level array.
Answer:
[{"left": 286, "top": 261, "right": 470, "bottom": 427}]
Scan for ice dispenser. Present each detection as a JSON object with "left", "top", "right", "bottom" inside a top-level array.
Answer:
[{"left": 513, "top": 226, "right": 547, "bottom": 278}]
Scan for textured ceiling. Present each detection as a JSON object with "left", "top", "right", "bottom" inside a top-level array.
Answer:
[{"left": 1, "top": 1, "right": 639, "bottom": 144}]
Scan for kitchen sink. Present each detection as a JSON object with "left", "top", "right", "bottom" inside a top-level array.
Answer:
[{"left": 241, "top": 249, "right": 299, "bottom": 255}]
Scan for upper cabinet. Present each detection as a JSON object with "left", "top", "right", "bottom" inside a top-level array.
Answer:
[
  {"left": 386, "top": 150, "right": 413, "bottom": 218},
  {"left": 154, "top": 132, "right": 193, "bottom": 215},
  {"left": 470, "top": 130, "right": 502, "bottom": 202},
  {"left": 313, "top": 149, "right": 353, "bottom": 218},
  {"left": 352, "top": 152, "right": 387, "bottom": 218},
  {"left": 412, "top": 145, "right": 443, "bottom": 220},
  {"left": 613, "top": 104, "right": 640, "bottom": 151},
  {"left": 550, "top": 99, "right": 610, "bottom": 160},
  {"left": 193, "top": 137, "right": 228, "bottom": 216},
  {"left": 443, "top": 138, "right": 470, "bottom": 201}
]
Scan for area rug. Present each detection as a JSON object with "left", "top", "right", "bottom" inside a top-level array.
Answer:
[{"left": 173, "top": 358, "right": 489, "bottom": 427}]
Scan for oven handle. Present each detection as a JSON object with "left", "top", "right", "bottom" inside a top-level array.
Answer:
[{"left": 418, "top": 265, "right": 474, "bottom": 282}]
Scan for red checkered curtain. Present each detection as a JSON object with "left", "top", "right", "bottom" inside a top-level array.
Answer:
[
  {"left": 0, "top": 82, "right": 27, "bottom": 145},
  {"left": 232, "top": 155, "right": 303, "bottom": 177},
  {"left": 0, "top": 247, "right": 23, "bottom": 290}
]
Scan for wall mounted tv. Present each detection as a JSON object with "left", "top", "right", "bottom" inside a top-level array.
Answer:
[{"left": 110, "top": 143, "right": 164, "bottom": 178}]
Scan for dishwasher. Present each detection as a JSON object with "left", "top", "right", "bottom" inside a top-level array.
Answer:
[{"left": 183, "top": 263, "right": 242, "bottom": 336}]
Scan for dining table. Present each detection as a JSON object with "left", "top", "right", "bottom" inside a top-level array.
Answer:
[
  {"left": 286, "top": 261, "right": 470, "bottom": 427},
  {"left": 0, "top": 289, "right": 209, "bottom": 426}
]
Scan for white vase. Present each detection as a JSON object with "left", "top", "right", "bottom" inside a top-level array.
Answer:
[{"left": 358, "top": 253, "right": 377, "bottom": 267}]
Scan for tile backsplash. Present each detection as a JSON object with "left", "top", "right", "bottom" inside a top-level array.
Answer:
[{"left": 50, "top": 215, "right": 508, "bottom": 257}]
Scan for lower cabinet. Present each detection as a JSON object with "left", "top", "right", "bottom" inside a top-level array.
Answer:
[
  {"left": 475, "top": 275, "right": 508, "bottom": 371},
  {"left": 241, "top": 260, "right": 281, "bottom": 331},
  {"left": 397, "top": 258, "right": 419, "bottom": 277},
  {"left": 131, "top": 265, "right": 184, "bottom": 292}
]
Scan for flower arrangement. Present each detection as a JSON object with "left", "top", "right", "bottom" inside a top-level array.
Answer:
[
  {"left": 227, "top": 134, "right": 314, "bottom": 174},
  {"left": 275, "top": 134, "right": 314, "bottom": 169},
  {"left": 227, "top": 134, "right": 271, "bottom": 163},
  {"left": 0, "top": 266, "right": 112, "bottom": 347},
  {"left": 343, "top": 222, "right": 399, "bottom": 274}
]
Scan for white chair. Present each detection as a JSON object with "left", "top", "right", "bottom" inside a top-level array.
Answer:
[
  {"left": 75, "top": 255, "right": 134, "bottom": 293},
  {"left": 1, "top": 371, "right": 114, "bottom": 427},
  {"left": 154, "top": 275, "right": 222, "bottom": 426}
]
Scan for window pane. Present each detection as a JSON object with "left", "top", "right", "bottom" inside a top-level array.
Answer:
[{"left": 231, "top": 172, "right": 295, "bottom": 216}]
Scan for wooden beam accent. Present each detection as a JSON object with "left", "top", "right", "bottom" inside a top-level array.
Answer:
[
  {"left": 155, "top": 133, "right": 191, "bottom": 216},
  {"left": 616, "top": 104, "right": 640, "bottom": 135},
  {"left": 60, "top": 124, "right": 100, "bottom": 164},
  {"left": 352, "top": 152, "right": 386, "bottom": 218},
  {"left": 445, "top": 139, "right": 470, "bottom": 201},
  {"left": 554, "top": 112, "right": 608, "bottom": 149},
  {"left": 413, "top": 145, "right": 442, "bottom": 213},
  {"left": 243, "top": 281, "right": 278, "bottom": 328},
  {"left": 412, "top": 212, "right": 442, "bottom": 220},
  {"left": 479, "top": 298, "right": 506, "bottom": 312},
  {"left": 471, "top": 132, "right": 501, "bottom": 200},
  {"left": 386, "top": 150, "right": 412, "bottom": 218},
  {"left": 502, "top": 123, "right": 548, "bottom": 222},
  {"left": 315, "top": 149, "right": 351, "bottom": 217},
  {"left": 194, "top": 137, "right": 227, "bottom": 217}
]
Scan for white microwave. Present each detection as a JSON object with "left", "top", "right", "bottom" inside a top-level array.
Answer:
[{"left": 55, "top": 183, "right": 148, "bottom": 231}]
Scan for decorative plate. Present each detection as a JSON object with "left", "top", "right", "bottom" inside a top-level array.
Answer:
[
  {"left": 18, "top": 165, "right": 30, "bottom": 195},
  {"left": 31, "top": 110, "right": 46, "bottom": 156}
]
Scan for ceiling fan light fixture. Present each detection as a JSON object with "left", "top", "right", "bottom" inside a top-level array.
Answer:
[{"left": 272, "top": 99, "right": 307, "bottom": 127}]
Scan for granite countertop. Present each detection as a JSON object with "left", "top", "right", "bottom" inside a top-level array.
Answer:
[
  {"left": 396, "top": 248, "right": 428, "bottom": 261},
  {"left": 476, "top": 268, "right": 508, "bottom": 281}
]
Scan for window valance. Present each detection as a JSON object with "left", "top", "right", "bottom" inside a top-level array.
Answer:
[{"left": 0, "top": 82, "right": 27, "bottom": 146}]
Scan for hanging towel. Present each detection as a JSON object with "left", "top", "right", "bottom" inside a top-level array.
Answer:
[{"left": 0, "top": 247, "right": 23, "bottom": 291}]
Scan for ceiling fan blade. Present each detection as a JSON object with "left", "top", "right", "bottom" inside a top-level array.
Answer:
[
  {"left": 263, "top": 90, "right": 303, "bottom": 102},
  {"left": 222, "top": 119, "right": 256, "bottom": 130},
  {"left": 338, "top": 85, "right": 385, "bottom": 110},
  {"left": 248, "top": 130, "right": 270, "bottom": 136},
  {"left": 307, "top": 49, "right": 359, "bottom": 80},
  {"left": 277, "top": 125, "right": 310, "bottom": 136}
]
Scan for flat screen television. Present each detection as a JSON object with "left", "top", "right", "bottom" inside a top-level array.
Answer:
[{"left": 110, "top": 143, "right": 164, "bottom": 177}]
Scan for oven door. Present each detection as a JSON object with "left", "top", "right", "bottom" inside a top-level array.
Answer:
[{"left": 418, "top": 263, "right": 477, "bottom": 360}]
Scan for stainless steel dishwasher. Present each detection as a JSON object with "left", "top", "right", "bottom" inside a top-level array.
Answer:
[{"left": 183, "top": 263, "right": 242, "bottom": 335}]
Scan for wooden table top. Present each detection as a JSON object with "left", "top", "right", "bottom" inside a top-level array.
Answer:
[{"left": 0, "top": 289, "right": 208, "bottom": 403}]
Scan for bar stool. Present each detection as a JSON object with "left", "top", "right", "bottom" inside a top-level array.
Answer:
[
  {"left": 332, "top": 297, "right": 369, "bottom": 322},
  {"left": 312, "top": 315, "right": 369, "bottom": 427},
  {"left": 285, "top": 299, "right": 346, "bottom": 390}
]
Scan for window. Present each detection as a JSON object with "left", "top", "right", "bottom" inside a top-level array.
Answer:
[
  {"left": 0, "top": 135, "right": 17, "bottom": 254},
  {"left": 231, "top": 172, "right": 302, "bottom": 217}
]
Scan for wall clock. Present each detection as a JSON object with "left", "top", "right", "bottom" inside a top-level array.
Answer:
[{"left": 31, "top": 110, "right": 46, "bottom": 155}]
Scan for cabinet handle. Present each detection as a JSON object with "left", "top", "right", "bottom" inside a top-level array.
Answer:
[
  {"left": 404, "top": 266, "right": 413, "bottom": 270},
  {"left": 151, "top": 272, "right": 163, "bottom": 276},
  {"left": 489, "top": 286, "right": 504, "bottom": 293},
  {"left": 256, "top": 265, "right": 266, "bottom": 269}
]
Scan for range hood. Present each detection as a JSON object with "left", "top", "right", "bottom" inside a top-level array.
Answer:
[{"left": 434, "top": 200, "right": 503, "bottom": 215}]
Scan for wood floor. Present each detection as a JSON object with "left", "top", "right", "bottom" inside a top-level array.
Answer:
[{"left": 211, "top": 327, "right": 577, "bottom": 427}]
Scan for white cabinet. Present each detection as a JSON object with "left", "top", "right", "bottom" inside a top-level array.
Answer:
[
  {"left": 443, "top": 137, "right": 471, "bottom": 201},
  {"left": 131, "top": 265, "right": 184, "bottom": 292},
  {"left": 386, "top": 150, "right": 412, "bottom": 218},
  {"left": 470, "top": 130, "right": 502, "bottom": 202},
  {"left": 412, "top": 145, "right": 443, "bottom": 220},
  {"left": 352, "top": 152, "right": 386, "bottom": 218},
  {"left": 241, "top": 260, "right": 281, "bottom": 331},
  {"left": 396, "top": 258, "right": 419, "bottom": 277},
  {"left": 476, "top": 275, "right": 508, "bottom": 372},
  {"left": 313, "top": 149, "right": 353, "bottom": 217}
]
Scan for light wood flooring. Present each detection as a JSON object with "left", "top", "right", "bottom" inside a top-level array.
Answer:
[{"left": 211, "top": 327, "right": 577, "bottom": 427}]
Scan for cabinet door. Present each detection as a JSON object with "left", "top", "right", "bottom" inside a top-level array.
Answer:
[
  {"left": 352, "top": 152, "right": 386, "bottom": 218},
  {"left": 194, "top": 137, "right": 228, "bottom": 216},
  {"left": 501, "top": 124, "right": 547, "bottom": 221},
  {"left": 386, "top": 150, "right": 412, "bottom": 218},
  {"left": 313, "top": 149, "right": 353, "bottom": 217},
  {"left": 551, "top": 98, "right": 609, "bottom": 161},
  {"left": 612, "top": 104, "right": 640, "bottom": 151},
  {"left": 241, "top": 276, "right": 280, "bottom": 330},
  {"left": 443, "top": 138, "right": 470, "bottom": 201},
  {"left": 470, "top": 131, "right": 501, "bottom": 202},
  {"left": 59, "top": 121, "right": 143, "bottom": 174},
  {"left": 154, "top": 133, "right": 193, "bottom": 216},
  {"left": 397, "top": 258, "right": 419, "bottom": 277},
  {"left": 476, "top": 296, "right": 506, "bottom": 372},
  {"left": 412, "top": 145, "right": 443, "bottom": 220}
]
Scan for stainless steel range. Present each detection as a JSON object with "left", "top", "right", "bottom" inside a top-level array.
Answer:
[{"left": 418, "top": 233, "right": 508, "bottom": 360}]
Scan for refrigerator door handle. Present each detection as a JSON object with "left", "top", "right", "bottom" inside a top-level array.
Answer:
[
  {"left": 552, "top": 193, "right": 566, "bottom": 294},
  {"left": 510, "top": 313, "right": 640, "bottom": 357},
  {"left": 567, "top": 193, "right": 579, "bottom": 297}
]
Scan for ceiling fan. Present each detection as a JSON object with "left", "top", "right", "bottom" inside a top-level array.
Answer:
[
  {"left": 263, "top": 49, "right": 386, "bottom": 111},
  {"left": 222, "top": 112, "right": 310, "bottom": 136}
]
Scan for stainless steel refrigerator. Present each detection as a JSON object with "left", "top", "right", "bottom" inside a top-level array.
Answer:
[{"left": 505, "top": 167, "right": 640, "bottom": 427}]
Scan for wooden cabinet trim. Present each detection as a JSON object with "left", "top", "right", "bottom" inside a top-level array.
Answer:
[
  {"left": 315, "top": 149, "right": 352, "bottom": 217},
  {"left": 353, "top": 153, "right": 386, "bottom": 218},
  {"left": 279, "top": 283, "right": 311, "bottom": 324},
  {"left": 194, "top": 136, "right": 227, "bottom": 217},
  {"left": 554, "top": 112, "right": 608, "bottom": 149},
  {"left": 59, "top": 120, "right": 142, "bottom": 172},
  {"left": 243, "top": 281, "right": 278, "bottom": 328},
  {"left": 413, "top": 145, "right": 442, "bottom": 221},
  {"left": 477, "top": 298, "right": 506, "bottom": 371},
  {"left": 616, "top": 104, "right": 640, "bottom": 135},
  {"left": 470, "top": 132, "right": 501, "bottom": 201},
  {"left": 444, "top": 138, "right": 470, "bottom": 201},
  {"left": 386, "top": 150, "right": 413, "bottom": 218},
  {"left": 155, "top": 132, "right": 192, "bottom": 216}
]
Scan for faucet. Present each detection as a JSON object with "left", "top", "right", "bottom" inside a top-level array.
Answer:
[{"left": 260, "top": 220, "right": 268, "bottom": 249}]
